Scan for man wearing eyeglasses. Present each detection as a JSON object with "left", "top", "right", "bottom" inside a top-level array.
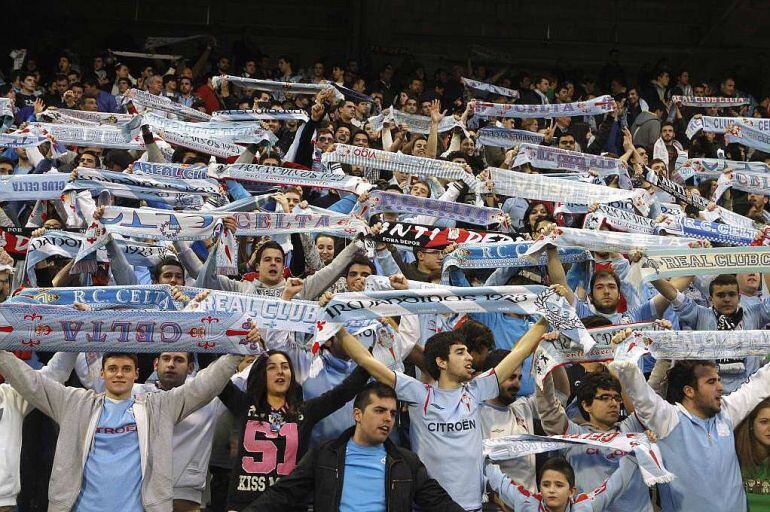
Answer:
[{"left": 535, "top": 371, "right": 653, "bottom": 512}]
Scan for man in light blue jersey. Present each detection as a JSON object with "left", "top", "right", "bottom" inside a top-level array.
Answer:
[
  {"left": 337, "top": 315, "right": 549, "bottom": 511},
  {"left": 611, "top": 356, "right": 770, "bottom": 511}
]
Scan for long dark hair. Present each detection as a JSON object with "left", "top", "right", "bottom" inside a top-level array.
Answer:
[{"left": 246, "top": 350, "right": 303, "bottom": 417}]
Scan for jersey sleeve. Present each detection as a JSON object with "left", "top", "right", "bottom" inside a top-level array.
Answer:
[
  {"left": 469, "top": 369, "right": 500, "bottom": 403},
  {"left": 394, "top": 371, "right": 431, "bottom": 408}
]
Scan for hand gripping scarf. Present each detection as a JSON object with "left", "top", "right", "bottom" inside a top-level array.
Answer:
[
  {"left": 533, "top": 322, "right": 657, "bottom": 388},
  {"left": 672, "top": 96, "right": 750, "bottom": 108},
  {"left": 461, "top": 77, "right": 519, "bottom": 98},
  {"left": 489, "top": 167, "right": 640, "bottom": 205},
  {"left": 367, "top": 109, "right": 464, "bottom": 135},
  {"left": 211, "top": 75, "right": 344, "bottom": 102},
  {"left": 211, "top": 109, "right": 310, "bottom": 122},
  {"left": 484, "top": 433, "right": 674, "bottom": 486},
  {"left": 210, "top": 163, "right": 372, "bottom": 195},
  {"left": 124, "top": 88, "right": 211, "bottom": 121},
  {"left": 477, "top": 127, "right": 545, "bottom": 147},
  {"left": 614, "top": 329, "right": 770, "bottom": 364},
  {"left": 323, "top": 144, "right": 477, "bottom": 187},
  {"left": 474, "top": 95, "right": 615, "bottom": 119},
  {"left": 362, "top": 190, "right": 508, "bottom": 227},
  {"left": 314, "top": 284, "right": 594, "bottom": 352},
  {"left": 0, "top": 304, "right": 264, "bottom": 354},
  {"left": 641, "top": 246, "right": 770, "bottom": 281}
]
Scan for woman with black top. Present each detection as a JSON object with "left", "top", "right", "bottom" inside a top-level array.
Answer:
[{"left": 219, "top": 349, "right": 370, "bottom": 511}]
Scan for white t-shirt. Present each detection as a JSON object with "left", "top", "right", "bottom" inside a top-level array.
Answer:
[
  {"left": 479, "top": 396, "right": 537, "bottom": 492},
  {"left": 395, "top": 369, "right": 499, "bottom": 510}
]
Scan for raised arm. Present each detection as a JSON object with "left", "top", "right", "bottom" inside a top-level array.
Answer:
[
  {"left": 299, "top": 239, "right": 365, "bottom": 300},
  {"left": 494, "top": 317, "right": 547, "bottom": 384},
  {"left": 546, "top": 246, "right": 575, "bottom": 305},
  {"left": 535, "top": 373, "right": 569, "bottom": 435},
  {"left": 336, "top": 326, "right": 396, "bottom": 388},
  {"left": 723, "top": 363, "right": 770, "bottom": 427},
  {"left": 426, "top": 99, "right": 444, "bottom": 159},
  {"left": 163, "top": 354, "right": 242, "bottom": 422}
]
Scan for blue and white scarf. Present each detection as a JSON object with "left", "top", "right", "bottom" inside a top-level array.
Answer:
[
  {"left": 674, "top": 156, "right": 770, "bottom": 181},
  {"left": 642, "top": 246, "right": 770, "bottom": 281},
  {"left": 0, "top": 133, "right": 47, "bottom": 148},
  {"left": 461, "top": 77, "right": 520, "bottom": 99},
  {"left": 316, "top": 284, "right": 594, "bottom": 352},
  {"left": 0, "top": 304, "right": 263, "bottom": 354},
  {"left": 474, "top": 95, "right": 614, "bottom": 119},
  {"left": 477, "top": 127, "right": 544, "bottom": 147},
  {"left": 362, "top": 190, "right": 508, "bottom": 227},
  {"left": 0, "top": 173, "right": 69, "bottom": 201},
  {"left": 654, "top": 215, "right": 758, "bottom": 246},
  {"left": 139, "top": 112, "right": 278, "bottom": 145},
  {"left": 672, "top": 96, "right": 750, "bottom": 108},
  {"left": 615, "top": 329, "right": 770, "bottom": 364},
  {"left": 442, "top": 240, "right": 592, "bottom": 272},
  {"left": 685, "top": 116, "right": 766, "bottom": 139},
  {"left": 124, "top": 88, "right": 211, "bottom": 121},
  {"left": 527, "top": 226, "right": 697, "bottom": 255},
  {"left": 28, "top": 122, "right": 146, "bottom": 150},
  {"left": 131, "top": 162, "right": 211, "bottom": 180},
  {"left": 211, "top": 109, "right": 310, "bottom": 122},
  {"left": 211, "top": 75, "right": 344, "bottom": 102},
  {"left": 11, "top": 285, "right": 181, "bottom": 310},
  {"left": 323, "top": 144, "right": 477, "bottom": 186},
  {"left": 210, "top": 163, "right": 372, "bottom": 194},
  {"left": 725, "top": 119, "right": 770, "bottom": 152},
  {"left": 41, "top": 108, "right": 133, "bottom": 126},
  {"left": 368, "top": 108, "right": 464, "bottom": 135},
  {"left": 714, "top": 169, "right": 770, "bottom": 201},
  {"left": 512, "top": 143, "right": 630, "bottom": 185},
  {"left": 583, "top": 204, "right": 656, "bottom": 234}
]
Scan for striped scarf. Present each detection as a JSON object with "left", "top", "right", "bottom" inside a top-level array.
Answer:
[
  {"left": 672, "top": 96, "right": 749, "bottom": 108},
  {"left": 362, "top": 190, "right": 508, "bottom": 226},
  {"left": 477, "top": 127, "right": 544, "bottom": 147},
  {"left": 368, "top": 109, "right": 463, "bottom": 135},
  {"left": 461, "top": 77, "right": 520, "bottom": 98},
  {"left": 125, "top": 88, "right": 211, "bottom": 121},
  {"left": 211, "top": 109, "right": 310, "bottom": 122},
  {"left": 212, "top": 75, "right": 344, "bottom": 102},
  {"left": 211, "top": 163, "right": 372, "bottom": 194},
  {"left": 474, "top": 95, "right": 614, "bottom": 118}
]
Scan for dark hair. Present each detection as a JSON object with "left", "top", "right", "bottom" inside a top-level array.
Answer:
[
  {"left": 523, "top": 201, "right": 551, "bottom": 234},
  {"left": 661, "top": 121, "right": 674, "bottom": 130},
  {"left": 580, "top": 315, "right": 613, "bottom": 329},
  {"left": 157, "top": 352, "right": 194, "bottom": 365},
  {"left": 481, "top": 348, "right": 509, "bottom": 372},
  {"left": 345, "top": 254, "right": 376, "bottom": 276},
  {"left": 77, "top": 150, "right": 101, "bottom": 168},
  {"left": 278, "top": 55, "right": 294, "bottom": 68},
  {"left": 538, "top": 457, "right": 575, "bottom": 488},
  {"left": 666, "top": 360, "right": 717, "bottom": 404},
  {"left": 709, "top": 274, "right": 739, "bottom": 296},
  {"left": 101, "top": 352, "right": 139, "bottom": 369},
  {"left": 153, "top": 256, "right": 185, "bottom": 283},
  {"left": 589, "top": 269, "right": 621, "bottom": 295},
  {"left": 246, "top": 350, "right": 302, "bottom": 417},
  {"left": 353, "top": 382, "right": 398, "bottom": 411},
  {"left": 576, "top": 371, "right": 621, "bottom": 420},
  {"left": 81, "top": 75, "right": 99, "bottom": 88},
  {"left": 21, "top": 71, "right": 36, "bottom": 82},
  {"left": 456, "top": 319, "right": 494, "bottom": 356},
  {"left": 253, "top": 240, "right": 285, "bottom": 265},
  {"left": 0, "top": 156, "right": 15, "bottom": 168},
  {"left": 423, "top": 331, "right": 467, "bottom": 380}
]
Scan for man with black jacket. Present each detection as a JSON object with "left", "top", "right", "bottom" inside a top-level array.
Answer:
[{"left": 243, "top": 382, "right": 464, "bottom": 512}]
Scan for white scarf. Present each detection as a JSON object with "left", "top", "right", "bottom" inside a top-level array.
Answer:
[
  {"left": 474, "top": 95, "right": 614, "bottom": 118},
  {"left": 210, "top": 163, "right": 372, "bottom": 194}
]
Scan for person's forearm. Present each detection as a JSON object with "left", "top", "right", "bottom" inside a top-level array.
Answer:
[
  {"left": 336, "top": 328, "right": 395, "bottom": 386},
  {"left": 535, "top": 374, "right": 569, "bottom": 434},
  {"left": 105, "top": 234, "right": 139, "bottom": 285},
  {"left": 547, "top": 247, "right": 574, "bottom": 304},
  {"left": 172, "top": 240, "right": 203, "bottom": 279},
  {"left": 426, "top": 121, "right": 439, "bottom": 158},
  {"left": 495, "top": 318, "right": 547, "bottom": 382}
]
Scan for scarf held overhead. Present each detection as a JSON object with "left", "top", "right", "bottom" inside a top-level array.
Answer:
[
  {"left": 474, "top": 95, "right": 614, "bottom": 119},
  {"left": 363, "top": 190, "right": 508, "bottom": 227}
]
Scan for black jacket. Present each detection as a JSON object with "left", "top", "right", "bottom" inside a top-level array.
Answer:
[{"left": 243, "top": 427, "right": 465, "bottom": 512}]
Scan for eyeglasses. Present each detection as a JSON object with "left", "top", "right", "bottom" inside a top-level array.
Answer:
[{"left": 593, "top": 394, "right": 623, "bottom": 403}]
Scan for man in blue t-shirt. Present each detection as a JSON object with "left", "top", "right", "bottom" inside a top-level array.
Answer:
[{"left": 244, "top": 382, "right": 464, "bottom": 512}]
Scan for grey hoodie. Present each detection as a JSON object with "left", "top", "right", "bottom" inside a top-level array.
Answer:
[{"left": 0, "top": 351, "right": 241, "bottom": 512}]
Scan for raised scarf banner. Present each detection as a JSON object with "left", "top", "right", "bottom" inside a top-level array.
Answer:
[
  {"left": 109, "top": 50, "right": 183, "bottom": 61},
  {"left": 41, "top": 108, "right": 133, "bottom": 126},
  {"left": 11, "top": 285, "right": 181, "bottom": 311},
  {"left": 229, "top": 211, "right": 368, "bottom": 237},
  {"left": 583, "top": 204, "right": 657, "bottom": 234},
  {"left": 124, "top": 88, "right": 211, "bottom": 121},
  {"left": 152, "top": 127, "right": 244, "bottom": 159},
  {"left": 368, "top": 108, "right": 463, "bottom": 135},
  {"left": 641, "top": 246, "right": 770, "bottom": 281},
  {"left": 675, "top": 156, "right": 770, "bottom": 181},
  {"left": 644, "top": 168, "right": 753, "bottom": 229},
  {"left": 0, "top": 132, "right": 48, "bottom": 148},
  {"left": 0, "top": 173, "right": 69, "bottom": 201},
  {"left": 684, "top": 116, "right": 765, "bottom": 139},
  {"left": 477, "top": 127, "right": 544, "bottom": 147},
  {"left": 474, "top": 95, "right": 614, "bottom": 119},
  {"left": 67, "top": 168, "right": 215, "bottom": 208},
  {"left": 211, "top": 75, "right": 344, "bottom": 102},
  {"left": 614, "top": 329, "right": 770, "bottom": 364},
  {"left": 140, "top": 112, "right": 278, "bottom": 145},
  {"left": 144, "top": 34, "right": 208, "bottom": 49},
  {"left": 363, "top": 190, "right": 508, "bottom": 227},
  {"left": 442, "top": 241, "right": 592, "bottom": 272},
  {"left": 672, "top": 96, "right": 750, "bottom": 108},
  {"left": 714, "top": 169, "right": 770, "bottom": 201},
  {"left": 0, "top": 98, "right": 13, "bottom": 130},
  {"left": 25, "top": 230, "right": 169, "bottom": 286},
  {"left": 315, "top": 285, "right": 595, "bottom": 352},
  {"left": 322, "top": 144, "right": 477, "bottom": 186},
  {"left": 210, "top": 163, "right": 372, "bottom": 194},
  {"left": 28, "top": 123, "right": 146, "bottom": 150},
  {"left": 512, "top": 143, "right": 629, "bottom": 181},
  {"left": 533, "top": 322, "right": 656, "bottom": 389},
  {"left": 0, "top": 304, "right": 264, "bottom": 354},
  {"left": 526, "top": 226, "right": 698, "bottom": 256},
  {"left": 725, "top": 119, "right": 770, "bottom": 153},
  {"left": 484, "top": 432, "right": 673, "bottom": 486},
  {"left": 375, "top": 220, "right": 515, "bottom": 248},
  {"left": 211, "top": 109, "right": 310, "bottom": 122},
  {"left": 461, "top": 77, "right": 519, "bottom": 99},
  {"left": 655, "top": 216, "right": 760, "bottom": 246},
  {"left": 489, "top": 167, "right": 640, "bottom": 205},
  {"left": 131, "top": 162, "right": 211, "bottom": 180}
]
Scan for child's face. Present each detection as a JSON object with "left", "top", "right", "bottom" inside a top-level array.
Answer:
[{"left": 540, "top": 470, "right": 575, "bottom": 510}]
